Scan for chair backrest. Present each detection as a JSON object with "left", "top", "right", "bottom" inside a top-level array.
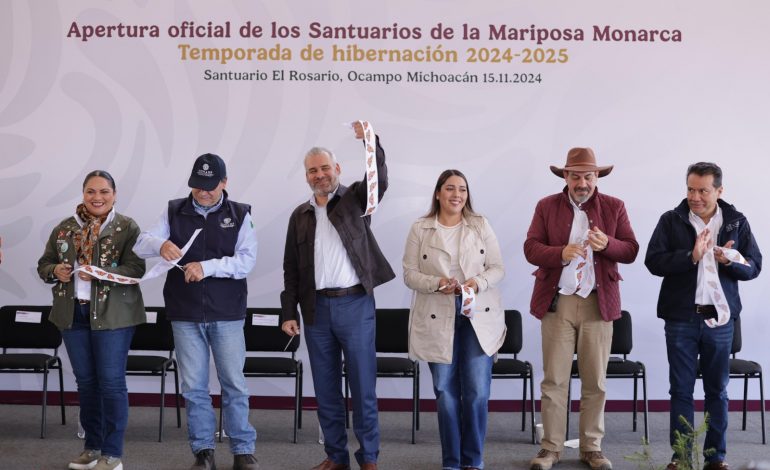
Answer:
[
  {"left": 498, "top": 309, "right": 523, "bottom": 355},
  {"left": 130, "top": 307, "right": 173, "bottom": 351},
  {"left": 610, "top": 310, "right": 633, "bottom": 355},
  {"left": 0, "top": 305, "right": 61, "bottom": 350},
  {"left": 375, "top": 308, "right": 410, "bottom": 353},
  {"left": 243, "top": 307, "right": 300, "bottom": 352},
  {"left": 731, "top": 316, "right": 741, "bottom": 355}
]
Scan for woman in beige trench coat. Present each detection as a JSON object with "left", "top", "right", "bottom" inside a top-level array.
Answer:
[{"left": 403, "top": 169, "right": 506, "bottom": 470}]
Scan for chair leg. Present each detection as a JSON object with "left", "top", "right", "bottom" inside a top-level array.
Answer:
[
  {"left": 416, "top": 364, "right": 420, "bottom": 431},
  {"left": 411, "top": 371, "right": 417, "bottom": 444},
  {"left": 642, "top": 366, "right": 649, "bottom": 443},
  {"left": 57, "top": 358, "right": 66, "bottom": 425},
  {"left": 294, "top": 370, "right": 300, "bottom": 443},
  {"left": 632, "top": 373, "right": 639, "bottom": 432},
  {"left": 41, "top": 365, "right": 49, "bottom": 439},
  {"left": 159, "top": 367, "right": 167, "bottom": 442},
  {"left": 565, "top": 378, "right": 571, "bottom": 441},
  {"left": 529, "top": 363, "right": 536, "bottom": 445},
  {"left": 759, "top": 370, "right": 767, "bottom": 445},
  {"left": 344, "top": 373, "right": 350, "bottom": 429},
  {"left": 742, "top": 375, "right": 749, "bottom": 431},
  {"left": 173, "top": 365, "right": 181, "bottom": 427},
  {"left": 298, "top": 363, "right": 304, "bottom": 429},
  {"left": 521, "top": 374, "right": 527, "bottom": 432},
  {"left": 218, "top": 401, "right": 224, "bottom": 443}
]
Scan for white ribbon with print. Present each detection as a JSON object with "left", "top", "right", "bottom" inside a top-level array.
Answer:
[
  {"left": 702, "top": 246, "right": 749, "bottom": 328},
  {"left": 73, "top": 228, "right": 202, "bottom": 284},
  {"left": 718, "top": 247, "right": 749, "bottom": 267},
  {"left": 460, "top": 284, "right": 476, "bottom": 319},
  {"left": 359, "top": 120, "right": 379, "bottom": 217},
  {"left": 559, "top": 231, "right": 595, "bottom": 298}
]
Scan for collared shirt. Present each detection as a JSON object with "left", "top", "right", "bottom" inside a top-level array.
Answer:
[
  {"left": 310, "top": 188, "right": 361, "bottom": 289},
  {"left": 690, "top": 206, "right": 723, "bottom": 305},
  {"left": 133, "top": 194, "right": 257, "bottom": 279},
  {"left": 74, "top": 208, "right": 116, "bottom": 301},
  {"left": 558, "top": 196, "right": 595, "bottom": 294}
]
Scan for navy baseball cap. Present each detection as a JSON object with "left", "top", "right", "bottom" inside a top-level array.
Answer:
[{"left": 188, "top": 153, "right": 226, "bottom": 191}]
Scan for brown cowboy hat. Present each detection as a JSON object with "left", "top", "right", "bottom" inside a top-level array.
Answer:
[{"left": 550, "top": 147, "right": 613, "bottom": 178}]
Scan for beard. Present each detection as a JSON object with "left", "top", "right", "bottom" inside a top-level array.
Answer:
[{"left": 309, "top": 176, "right": 338, "bottom": 197}]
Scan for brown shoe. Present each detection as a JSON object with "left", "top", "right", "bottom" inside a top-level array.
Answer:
[
  {"left": 530, "top": 449, "right": 561, "bottom": 470},
  {"left": 360, "top": 464, "right": 377, "bottom": 470},
  {"left": 703, "top": 462, "right": 730, "bottom": 470},
  {"left": 310, "top": 459, "right": 350, "bottom": 470},
  {"left": 665, "top": 462, "right": 679, "bottom": 470},
  {"left": 579, "top": 451, "right": 612, "bottom": 470}
]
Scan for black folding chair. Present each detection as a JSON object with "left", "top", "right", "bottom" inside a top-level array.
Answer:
[
  {"left": 0, "top": 305, "right": 66, "bottom": 438},
  {"left": 125, "top": 307, "right": 180, "bottom": 442},
  {"left": 492, "top": 309, "right": 536, "bottom": 444}
]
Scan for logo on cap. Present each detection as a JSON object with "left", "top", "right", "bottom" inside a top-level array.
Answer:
[{"left": 203, "top": 163, "right": 210, "bottom": 171}]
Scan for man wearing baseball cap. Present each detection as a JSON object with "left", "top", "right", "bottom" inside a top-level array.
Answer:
[
  {"left": 134, "top": 153, "right": 259, "bottom": 470},
  {"left": 524, "top": 148, "right": 639, "bottom": 470}
]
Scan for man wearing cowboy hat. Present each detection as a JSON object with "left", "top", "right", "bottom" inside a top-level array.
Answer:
[{"left": 524, "top": 148, "right": 639, "bottom": 470}]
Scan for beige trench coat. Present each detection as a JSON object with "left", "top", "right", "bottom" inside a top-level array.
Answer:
[{"left": 402, "top": 214, "right": 506, "bottom": 363}]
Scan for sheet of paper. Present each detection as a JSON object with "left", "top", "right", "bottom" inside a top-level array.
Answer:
[
  {"left": 15, "top": 310, "right": 42, "bottom": 323},
  {"left": 145, "top": 310, "right": 158, "bottom": 323},
  {"left": 251, "top": 313, "right": 279, "bottom": 327}
]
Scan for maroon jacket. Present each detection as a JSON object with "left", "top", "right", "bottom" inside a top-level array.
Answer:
[{"left": 523, "top": 187, "right": 638, "bottom": 321}]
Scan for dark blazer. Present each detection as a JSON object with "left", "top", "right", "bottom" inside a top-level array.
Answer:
[
  {"left": 280, "top": 137, "right": 395, "bottom": 325},
  {"left": 524, "top": 187, "right": 639, "bottom": 321},
  {"left": 645, "top": 198, "right": 762, "bottom": 321}
]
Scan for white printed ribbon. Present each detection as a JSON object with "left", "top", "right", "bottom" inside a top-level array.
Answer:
[
  {"left": 73, "top": 229, "right": 202, "bottom": 284},
  {"left": 702, "top": 246, "right": 748, "bottom": 328},
  {"left": 73, "top": 265, "right": 140, "bottom": 284},
  {"left": 559, "top": 231, "right": 595, "bottom": 298},
  {"left": 359, "top": 120, "right": 379, "bottom": 217},
  {"left": 460, "top": 284, "right": 476, "bottom": 319}
]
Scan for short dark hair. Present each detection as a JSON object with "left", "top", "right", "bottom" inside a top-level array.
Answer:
[
  {"left": 83, "top": 170, "right": 116, "bottom": 191},
  {"left": 686, "top": 162, "right": 722, "bottom": 188},
  {"left": 425, "top": 169, "right": 475, "bottom": 218}
]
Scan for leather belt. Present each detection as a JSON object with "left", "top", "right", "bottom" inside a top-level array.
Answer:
[
  {"left": 695, "top": 304, "right": 717, "bottom": 319},
  {"left": 77, "top": 299, "right": 90, "bottom": 305},
  {"left": 316, "top": 284, "right": 365, "bottom": 298}
]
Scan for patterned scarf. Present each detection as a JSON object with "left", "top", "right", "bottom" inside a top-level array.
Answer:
[{"left": 74, "top": 203, "right": 107, "bottom": 266}]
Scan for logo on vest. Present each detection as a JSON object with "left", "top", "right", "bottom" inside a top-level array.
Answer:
[{"left": 220, "top": 217, "right": 235, "bottom": 229}]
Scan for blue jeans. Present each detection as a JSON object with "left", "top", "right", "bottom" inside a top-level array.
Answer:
[
  {"left": 172, "top": 320, "right": 256, "bottom": 455},
  {"left": 305, "top": 292, "right": 379, "bottom": 466},
  {"left": 62, "top": 303, "right": 135, "bottom": 458},
  {"left": 665, "top": 317, "right": 733, "bottom": 464},
  {"left": 428, "top": 297, "right": 493, "bottom": 470}
]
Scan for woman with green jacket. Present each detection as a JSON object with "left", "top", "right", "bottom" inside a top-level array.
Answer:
[{"left": 37, "top": 170, "right": 145, "bottom": 470}]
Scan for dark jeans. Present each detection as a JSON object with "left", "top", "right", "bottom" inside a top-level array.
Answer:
[
  {"left": 62, "top": 303, "right": 135, "bottom": 457},
  {"left": 665, "top": 317, "right": 733, "bottom": 464},
  {"left": 428, "top": 296, "right": 493, "bottom": 470},
  {"left": 306, "top": 292, "right": 379, "bottom": 466}
]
